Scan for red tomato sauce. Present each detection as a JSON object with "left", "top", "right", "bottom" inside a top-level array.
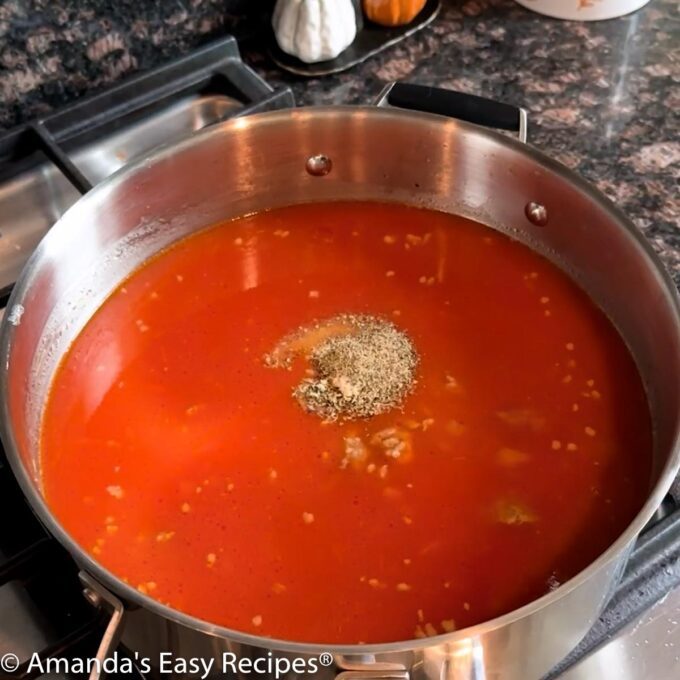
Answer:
[{"left": 41, "top": 202, "right": 652, "bottom": 644}]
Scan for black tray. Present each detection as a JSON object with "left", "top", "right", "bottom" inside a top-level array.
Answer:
[{"left": 271, "top": 0, "right": 441, "bottom": 77}]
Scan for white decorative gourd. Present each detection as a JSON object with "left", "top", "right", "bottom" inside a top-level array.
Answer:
[{"left": 273, "top": 0, "right": 358, "bottom": 64}]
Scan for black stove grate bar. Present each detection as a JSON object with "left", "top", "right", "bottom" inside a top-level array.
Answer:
[
  {"left": 234, "top": 87, "right": 298, "bottom": 120},
  {"left": 31, "top": 121, "right": 93, "bottom": 194}
]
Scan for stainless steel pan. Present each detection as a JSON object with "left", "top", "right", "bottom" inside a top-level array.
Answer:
[{"left": 1, "top": 83, "right": 679, "bottom": 680}]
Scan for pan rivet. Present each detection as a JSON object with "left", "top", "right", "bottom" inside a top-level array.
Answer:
[
  {"left": 306, "top": 155, "right": 333, "bottom": 177},
  {"left": 525, "top": 202, "right": 548, "bottom": 226},
  {"left": 83, "top": 588, "right": 101, "bottom": 607}
]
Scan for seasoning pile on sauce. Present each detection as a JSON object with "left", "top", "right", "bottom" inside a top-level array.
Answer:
[
  {"left": 265, "top": 313, "right": 419, "bottom": 420},
  {"left": 41, "top": 201, "right": 653, "bottom": 644}
]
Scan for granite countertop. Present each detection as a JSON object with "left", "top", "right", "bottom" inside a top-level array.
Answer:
[{"left": 0, "top": 0, "right": 678, "bottom": 283}]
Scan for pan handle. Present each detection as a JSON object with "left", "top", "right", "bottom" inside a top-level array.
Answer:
[
  {"left": 375, "top": 82, "right": 528, "bottom": 144},
  {"left": 80, "top": 571, "right": 126, "bottom": 680}
]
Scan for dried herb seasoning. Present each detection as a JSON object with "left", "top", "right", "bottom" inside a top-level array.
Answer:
[{"left": 265, "top": 314, "right": 419, "bottom": 420}]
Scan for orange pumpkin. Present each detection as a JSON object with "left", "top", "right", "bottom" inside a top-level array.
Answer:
[{"left": 362, "top": 0, "right": 427, "bottom": 26}]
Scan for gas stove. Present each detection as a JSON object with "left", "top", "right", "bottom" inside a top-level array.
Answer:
[{"left": 0, "top": 37, "right": 678, "bottom": 680}]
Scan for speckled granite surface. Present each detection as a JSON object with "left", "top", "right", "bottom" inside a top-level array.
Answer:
[{"left": 0, "top": 0, "right": 678, "bottom": 281}]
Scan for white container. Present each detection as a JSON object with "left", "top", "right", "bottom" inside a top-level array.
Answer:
[{"left": 515, "top": 0, "right": 651, "bottom": 21}]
